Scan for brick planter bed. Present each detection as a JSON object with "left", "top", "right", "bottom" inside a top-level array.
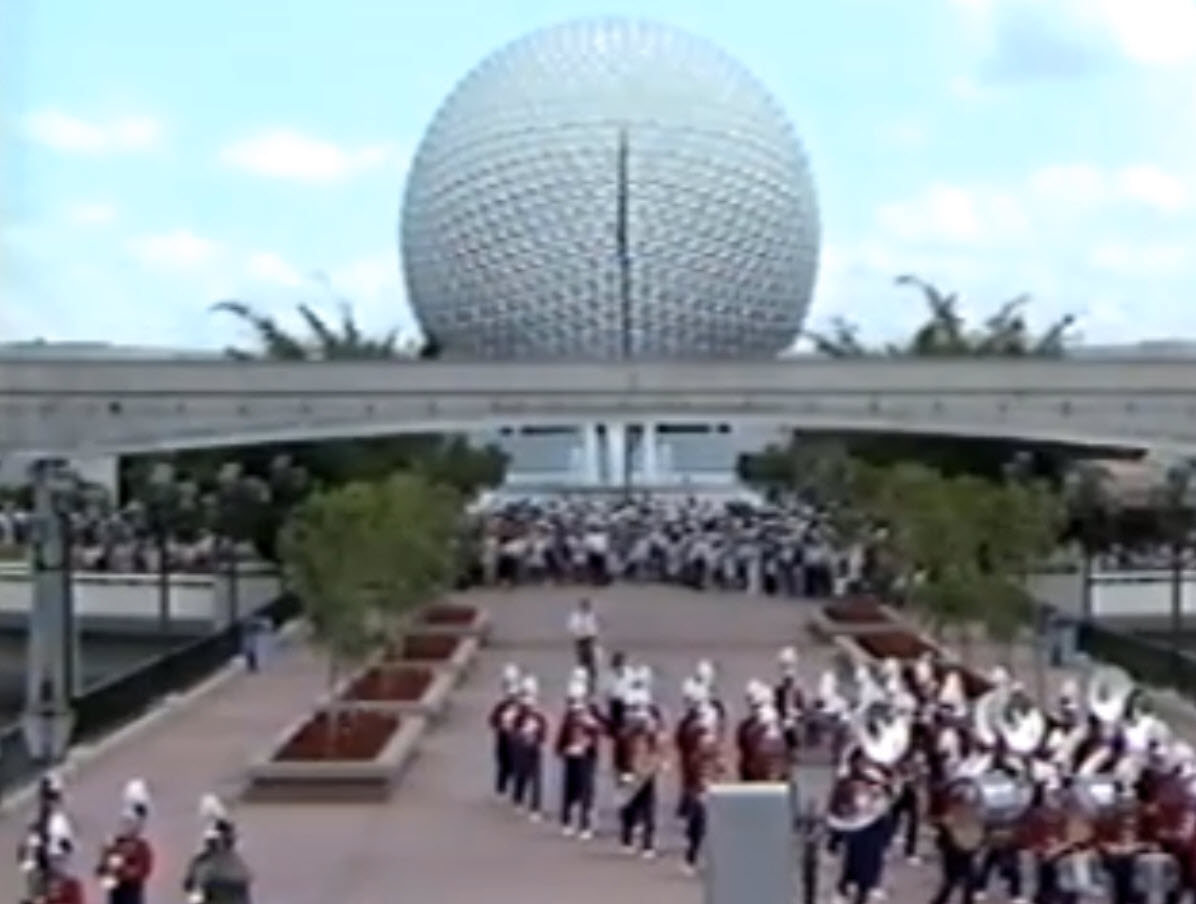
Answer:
[
  {"left": 856, "top": 630, "right": 938, "bottom": 661},
  {"left": 276, "top": 710, "right": 397, "bottom": 761},
  {"left": 245, "top": 708, "right": 427, "bottom": 803},
  {"left": 825, "top": 598, "right": 891, "bottom": 624},
  {"left": 381, "top": 632, "right": 481, "bottom": 687},
  {"left": 809, "top": 597, "right": 895, "bottom": 643},
  {"left": 339, "top": 664, "right": 455, "bottom": 721},
  {"left": 415, "top": 603, "right": 492, "bottom": 642}
]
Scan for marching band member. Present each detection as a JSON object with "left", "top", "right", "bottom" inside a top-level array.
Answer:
[
  {"left": 18, "top": 774, "right": 67, "bottom": 873},
  {"left": 182, "top": 795, "right": 252, "bottom": 904},
  {"left": 674, "top": 678, "right": 707, "bottom": 821},
  {"left": 1020, "top": 772, "right": 1078, "bottom": 904},
  {"left": 681, "top": 701, "right": 724, "bottom": 876},
  {"left": 774, "top": 646, "right": 805, "bottom": 752},
  {"left": 27, "top": 813, "right": 82, "bottom": 904},
  {"left": 487, "top": 663, "right": 523, "bottom": 797},
  {"left": 832, "top": 748, "right": 894, "bottom": 904},
  {"left": 1098, "top": 783, "right": 1148, "bottom": 904},
  {"left": 694, "top": 659, "right": 727, "bottom": 725},
  {"left": 617, "top": 688, "right": 665, "bottom": 858},
  {"left": 604, "top": 650, "right": 633, "bottom": 765},
  {"left": 95, "top": 780, "right": 153, "bottom": 904},
  {"left": 735, "top": 680, "right": 771, "bottom": 780},
  {"left": 555, "top": 676, "right": 603, "bottom": 838},
  {"left": 745, "top": 703, "right": 791, "bottom": 782},
  {"left": 511, "top": 674, "right": 549, "bottom": 820},
  {"left": 568, "top": 597, "right": 600, "bottom": 679}
]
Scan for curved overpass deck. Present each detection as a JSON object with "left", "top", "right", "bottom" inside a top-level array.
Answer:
[{"left": 2, "top": 357, "right": 1196, "bottom": 456}]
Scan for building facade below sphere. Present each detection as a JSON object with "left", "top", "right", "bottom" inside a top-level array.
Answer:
[
  {"left": 475, "top": 420, "right": 788, "bottom": 495},
  {"left": 401, "top": 18, "right": 820, "bottom": 360}
]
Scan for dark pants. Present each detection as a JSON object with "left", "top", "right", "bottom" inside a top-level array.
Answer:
[
  {"left": 560, "top": 754, "right": 595, "bottom": 830},
  {"left": 608, "top": 701, "right": 626, "bottom": 774},
  {"left": 1034, "top": 858, "right": 1077, "bottom": 904},
  {"left": 684, "top": 795, "right": 707, "bottom": 866},
  {"left": 109, "top": 885, "right": 146, "bottom": 904},
  {"left": 978, "top": 845, "right": 1022, "bottom": 899},
  {"left": 931, "top": 830, "right": 976, "bottom": 904},
  {"left": 494, "top": 732, "right": 514, "bottom": 795},
  {"left": 620, "top": 777, "right": 657, "bottom": 851},
  {"left": 1105, "top": 853, "right": 1139, "bottom": 904},
  {"left": 512, "top": 743, "right": 542, "bottom": 813},
  {"left": 888, "top": 782, "right": 919, "bottom": 859},
  {"left": 574, "top": 637, "right": 596, "bottom": 677},
  {"left": 838, "top": 817, "right": 889, "bottom": 904}
]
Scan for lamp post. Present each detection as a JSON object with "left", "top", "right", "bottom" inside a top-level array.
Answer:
[
  {"left": 21, "top": 461, "right": 78, "bottom": 900},
  {"left": 145, "top": 461, "right": 177, "bottom": 634},
  {"left": 1163, "top": 462, "right": 1193, "bottom": 683},
  {"left": 1003, "top": 451, "right": 1046, "bottom": 703},
  {"left": 216, "top": 462, "right": 244, "bottom": 625}
]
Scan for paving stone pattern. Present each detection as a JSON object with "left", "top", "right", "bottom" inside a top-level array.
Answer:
[{"left": 1, "top": 586, "right": 1184, "bottom": 903}]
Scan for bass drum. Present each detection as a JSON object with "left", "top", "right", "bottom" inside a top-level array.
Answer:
[{"left": 943, "top": 773, "right": 1034, "bottom": 851}]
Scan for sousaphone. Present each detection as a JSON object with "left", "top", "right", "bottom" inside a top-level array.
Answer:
[
  {"left": 1087, "top": 666, "right": 1135, "bottom": 726},
  {"left": 825, "top": 700, "right": 909, "bottom": 833}
]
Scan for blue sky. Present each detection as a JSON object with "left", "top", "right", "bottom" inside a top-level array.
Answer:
[{"left": 3, "top": 0, "right": 1195, "bottom": 351}]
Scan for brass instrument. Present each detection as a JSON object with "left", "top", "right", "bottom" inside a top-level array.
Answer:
[{"left": 824, "top": 699, "right": 909, "bottom": 833}]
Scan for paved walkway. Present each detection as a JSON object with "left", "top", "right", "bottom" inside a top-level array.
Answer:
[{"left": 1, "top": 586, "right": 1191, "bottom": 903}]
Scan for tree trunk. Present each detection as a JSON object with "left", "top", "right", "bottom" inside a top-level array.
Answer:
[{"left": 326, "top": 656, "right": 340, "bottom": 757}]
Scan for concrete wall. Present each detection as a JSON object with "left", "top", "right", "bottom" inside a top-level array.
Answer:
[{"left": 0, "top": 564, "right": 281, "bottom": 632}]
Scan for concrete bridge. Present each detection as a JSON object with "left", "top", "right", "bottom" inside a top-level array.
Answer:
[{"left": 2, "top": 356, "right": 1196, "bottom": 457}]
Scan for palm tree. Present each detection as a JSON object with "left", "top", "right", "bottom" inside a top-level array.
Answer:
[
  {"left": 1064, "top": 462, "right": 1117, "bottom": 624},
  {"left": 803, "top": 274, "right": 1077, "bottom": 358},
  {"left": 213, "top": 300, "right": 403, "bottom": 361}
]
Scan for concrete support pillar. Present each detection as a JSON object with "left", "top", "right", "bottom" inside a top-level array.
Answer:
[
  {"left": 581, "top": 424, "right": 602, "bottom": 486},
  {"left": 641, "top": 422, "right": 659, "bottom": 486},
  {"left": 22, "top": 460, "right": 78, "bottom": 763},
  {"left": 606, "top": 422, "right": 627, "bottom": 489},
  {"left": 704, "top": 783, "right": 795, "bottom": 904}
]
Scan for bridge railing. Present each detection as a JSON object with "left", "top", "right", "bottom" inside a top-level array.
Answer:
[
  {"left": 1077, "top": 619, "right": 1196, "bottom": 701},
  {"left": 0, "top": 593, "right": 300, "bottom": 804}
]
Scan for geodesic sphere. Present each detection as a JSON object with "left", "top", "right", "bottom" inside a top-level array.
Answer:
[{"left": 400, "top": 17, "right": 820, "bottom": 360}]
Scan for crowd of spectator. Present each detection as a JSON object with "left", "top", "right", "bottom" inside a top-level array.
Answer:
[{"left": 0, "top": 502, "right": 230, "bottom": 574}]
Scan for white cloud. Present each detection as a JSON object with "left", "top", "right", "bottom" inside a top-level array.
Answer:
[
  {"left": 875, "top": 183, "right": 1029, "bottom": 244},
  {"left": 245, "top": 251, "right": 304, "bottom": 287},
  {"left": 1087, "top": 241, "right": 1190, "bottom": 275},
  {"left": 219, "top": 130, "right": 400, "bottom": 182},
  {"left": 952, "top": 0, "right": 1196, "bottom": 74},
  {"left": 125, "top": 230, "right": 220, "bottom": 270},
  {"left": 22, "top": 110, "right": 161, "bottom": 154},
  {"left": 65, "top": 203, "right": 118, "bottom": 226},
  {"left": 1030, "top": 163, "right": 1189, "bottom": 212}
]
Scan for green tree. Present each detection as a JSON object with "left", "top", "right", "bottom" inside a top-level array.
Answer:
[
  {"left": 369, "top": 472, "right": 460, "bottom": 648},
  {"left": 213, "top": 300, "right": 404, "bottom": 360},
  {"left": 803, "top": 274, "right": 1077, "bottom": 358},
  {"left": 279, "top": 480, "right": 383, "bottom": 753},
  {"left": 792, "top": 274, "right": 1082, "bottom": 480}
]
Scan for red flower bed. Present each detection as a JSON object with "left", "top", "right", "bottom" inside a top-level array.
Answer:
[
  {"left": 856, "top": 630, "right": 937, "bottom": 660},
  {"left": 341, "top": 666, "right": 433, "bottom": 703},
  {"left": 274, "top": 710, "right": 398, "bottom": 762},
  {"left": 421, "top": 604, "right": 479, "bottom": 626},
  {"left": 824, "top": 598, "right": 889, "bottom": 624},
  {"left": 397, "top": 633, "right": 460, "bottom": 661}
]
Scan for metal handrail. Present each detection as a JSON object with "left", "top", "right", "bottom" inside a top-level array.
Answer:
[{"left": 0, "top": 593, "right": 298, "bottom": 803}]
